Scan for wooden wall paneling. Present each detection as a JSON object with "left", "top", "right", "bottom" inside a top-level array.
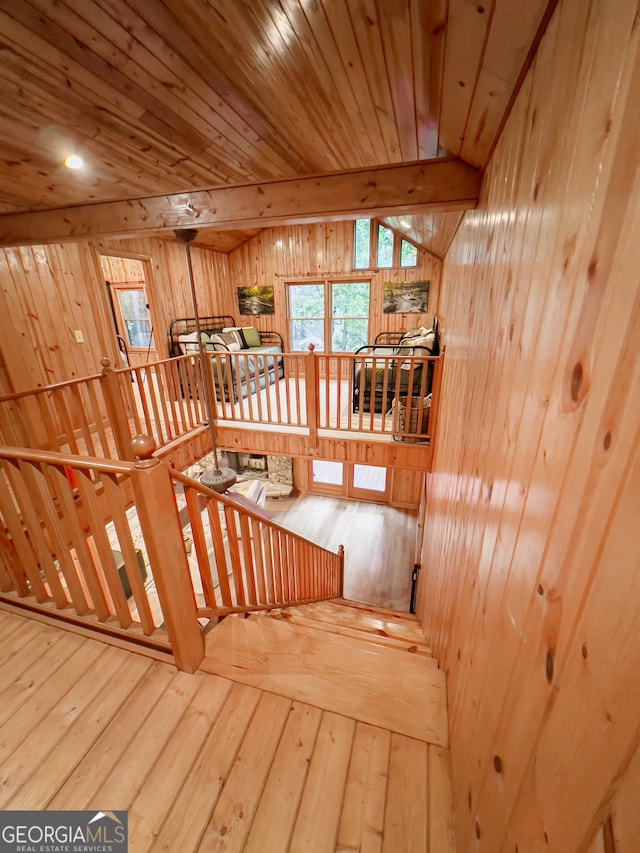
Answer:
[
  {"left": 390, "top": 468, "right": 423, "bottom": 508},
  {"left": 608, "top": 744, "right": 640, "bottom": 852},
  {"left": 343, "top": 0, "right": 402, "bottom": 162},
  {"left": 0, "top": 249, "right": 44, "bottom": 391},
  {"left": 459, "top": 0, "right": 550, "bottom": 167},
  {"left": 438, "top": 1, "right": 494, "bottom": 156},
  {"left": 443, "top": 0, "right": 569, "bottom": 756},
  {"left": 279, "top": 0, "right": 376, "bottom": 165},
  {"left": 0, "top": 235, "right": 229, "bottom": 392},
  {"left": 462, "top": 6, "right": 640, "bottom": 850},
  {"left": 411, "top": 0, "right": 447, "bottom": 159},
  {"left": 422, "top": 65, "right": 532, "bottom": 684},
  {"left": 505, "top": 434, "right": 640, "bottom": 852},
  {"left": 472, "top": 9, "right": 640, "bottom": 849},
  {"left": 224, "top": 221, "right": 441, "bottom": 347},
  {"left": 416, "top": 0, "right": 640, "bottom": 850},
  {"left": 375, "top": 0, "right": 418, "bottom": 162}
]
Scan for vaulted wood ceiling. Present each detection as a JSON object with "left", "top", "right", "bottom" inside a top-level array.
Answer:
[{"left": 0, "top": 0, "right": 553, "bottom": 257}]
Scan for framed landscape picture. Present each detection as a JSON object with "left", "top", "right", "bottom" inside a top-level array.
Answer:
[
  {"left": 237, "top": 285, "right": 275, "bottom": 315},
  {"left": 383, "top": 280, "right": 430, "bottom": 314}
]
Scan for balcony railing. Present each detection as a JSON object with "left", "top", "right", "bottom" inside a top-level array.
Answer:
[
  {"left": 0, "top": 348, "right": 444, "bottom": 459},
  {"left": 0, "top": 438, "right": 343, "bottom": 672}
]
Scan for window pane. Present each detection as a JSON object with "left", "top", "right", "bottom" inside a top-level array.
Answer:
[
  {"left": 354, "top": 219, "right": 371, "bottom": 269},
  {"left": 332, "top": 281, "right": 370, "bottom": 317},
  {"left": 331, "top": 318, "right": 368, "bottom": 352},
  {"left": 353, "top": 464, "right": 387, "bottom": 492},
  {"left": 125, "top": 320, "right": 153, "bottom": 348},
  {"left": 289, "top": 284, "right": 324, "bottom": 317},
  {"left": 377, "top": 224, "right": 394, "bottom": 267},
  {"left": 400, "top": 239, "right": 418, "bottom": 267},
  {"left": 290, "top": 319, "right": 324, "bottom": 351},
  {"left": 312, "top": 460, "right": 343, "bottom": 485},
  {"left": 119, "top": 288, "right": 147, "bottom": 317}
]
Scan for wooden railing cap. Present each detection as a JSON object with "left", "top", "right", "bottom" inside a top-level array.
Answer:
[{"left": 132, "top": 434, "right": 158, "bottom": 468}]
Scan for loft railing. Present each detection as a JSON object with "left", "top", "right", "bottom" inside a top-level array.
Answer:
[
  {"left": 171, "top": 468, "right": 343, "bottom": 620},
  {"left": 0, "top": 354, "right": 208, "bottom": 460},
  {"left": 0, "top": 348, "right": 444, "bottom": 458},
  {"left": 206, "top": 349, "right": 443, "bottom": 443},
  {"left": 0, "top": 437, "right": 344, "bottom": 672}
]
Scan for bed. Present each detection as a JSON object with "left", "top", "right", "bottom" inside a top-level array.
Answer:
[
  {"left": 352, "top": 317, "right": 440, "bottom": 415},
  {"left": 168, "top": 315, "right": 284, "bottom": 401}
]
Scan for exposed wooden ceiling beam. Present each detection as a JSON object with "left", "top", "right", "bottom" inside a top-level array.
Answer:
[{"left": 0, "top": 159, "right": 480, "bottom": 247}]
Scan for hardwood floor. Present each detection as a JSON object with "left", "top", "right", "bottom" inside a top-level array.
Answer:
[
  {"left": 0, "top": 607, "right": 456, "bottom": 852},
  {"left": 265, "top": 493, "right": 418, "bottom": 611}
]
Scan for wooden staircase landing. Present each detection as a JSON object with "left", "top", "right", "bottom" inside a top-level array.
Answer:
[{"left": 203, "top": 598, "right": 448, "bottom": 746}]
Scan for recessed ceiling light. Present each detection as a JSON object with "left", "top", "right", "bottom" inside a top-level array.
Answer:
[
  {"left": 400, "top": 219, "right": 411, "bottom": 229},
  {"left": 64, "top": 154, "right": 84, "bottom": 170}
]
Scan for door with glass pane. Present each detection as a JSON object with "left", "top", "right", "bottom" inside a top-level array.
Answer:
[
  {"left": 111, "top": 285, "right": 155, "bottom": 356},
  {"left": 309, "top": 459, "right": 390, "bottom": 503},
  {"left": 348, "top": 463, "right": 390, "bottom": 502},
  {"left": 100, "top": 253, "right": 157, "bottom": 367}
]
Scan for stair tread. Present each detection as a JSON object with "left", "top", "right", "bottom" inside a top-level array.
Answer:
[
  {"left": 335, "top": 597, "right": 421, "bottom": 621},
  {"left": 268, "top": 611, "right": 436, "bottom": 660},
  {"left": 203, "top": 615, "right": 448, "bottom": 746},
  {"left": 294, "top": 601, "right": 429, "bottom": 646}
]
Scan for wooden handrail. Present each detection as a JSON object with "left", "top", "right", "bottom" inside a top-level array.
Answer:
[
  {"left": 170, "top": 468, "right": 342, "bottom": 559},
  {"left": 0, "top": 371, "right": 104, "bottom": 404},
  {"left": 0, "top": 348, "right": 443, "bottom": 457},
  {"left": 0, "top": 444, "right": 134, "bottom": 473},
  {"left": 0, "top": 436, "right": 344, "bottom": 673}
]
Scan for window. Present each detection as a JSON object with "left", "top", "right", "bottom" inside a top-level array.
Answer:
[
  {"left": 288, "top": 280, "right": 370, "bottom": 353},
  {"left": 353, "top": 219, "right": 420, "bottom": 269},
  {"left": 353, "top": 219, "right": 371, "bottom": 268},
  {"left": 288, "top": 283, "right": 325, "bottom": 351},
  {"left": 331, "top": 281, "right": 370, "bottom": 352},
  {"left": 400, "top": 239, "right": 418, "bottom": 267},
  {"left": 377, "top": 224, "right": 394, "bottom": 267},
  {"left": 112, "top": 285, "right": 154, "bottom": 350}
]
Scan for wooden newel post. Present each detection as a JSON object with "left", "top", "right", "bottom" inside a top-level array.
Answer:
[
  {"left": 100, "top": 357, "right": 134, "bottom": 460},
  {"left": 338, "top": 544, "right": 345, "bottom": 597},
  {"left": 304, "top": 344, "right": 319, "bottom": 452},
  {"left": 428, "top": 346, "right": 445, "bottom": 447},
  {"left": 130, "top": 435, "right": 204, "bottom": 673}
]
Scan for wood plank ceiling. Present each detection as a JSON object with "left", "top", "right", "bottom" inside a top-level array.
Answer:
[{"left": 0, "top": 0, "right": 552, "bottom": 258}]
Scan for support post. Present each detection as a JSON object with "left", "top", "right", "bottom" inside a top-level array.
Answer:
[
  {"left": 427, "top": 347, "right": 445, "bottom": 449},
  {"left": 130, "top": 435, "right": 204, "bottom": 673},
  {"left": 338, "top": 544, "right": 345, "bottom": 598},
  {"left": 304, "top": 344, "right": 319, "bottom": 452},
  {"left": 100, "top": 357, "right": 134, "bottom": 460}
]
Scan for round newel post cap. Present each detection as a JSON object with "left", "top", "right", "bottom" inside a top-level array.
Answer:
[
  {"left": 100, "top": 357, "right": 112, "bottom": 371},
  {"left": 307, "top": 343, "right": 316, "bottom": 352},
  {"left": 132, "top": 434, "right": 158, "bottom": 467}
]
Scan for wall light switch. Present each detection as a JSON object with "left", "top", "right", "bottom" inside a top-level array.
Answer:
[{"left": 74, "top": 329, "right": 84, "bottom": 343}]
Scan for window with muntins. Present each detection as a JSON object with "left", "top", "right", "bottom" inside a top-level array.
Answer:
[{"left": 288, "top": 280, "right": 370, "bottom": 353}]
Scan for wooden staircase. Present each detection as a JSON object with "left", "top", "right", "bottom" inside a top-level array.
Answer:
[
  {"left": 202, "top": 597, "right": 448, "bottom": 746},
  {"left": 201, "top": 597, "right": 456, "bottom": 850}
]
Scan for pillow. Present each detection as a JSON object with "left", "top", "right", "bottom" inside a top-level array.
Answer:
[
  {"left": 209, "top": 333, "right": 229, "bottom": 352},
  {"left": 211, "top": 331, "right": 244, "bottom": 352},
  {"left": 401, "top": 326, "right": 430, "bottom": 339},
  {"left": 222, "top": 327, "right": 247, "bottom": 349},
  {"left": 178, "top": 332, "right": 200, "bottom": 354},
  {"left": 241, "top": 326, "right": 261, "bottom": 348}
]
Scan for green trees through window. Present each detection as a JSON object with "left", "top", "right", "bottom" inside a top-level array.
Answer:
[
  {"left": 288, "top": 281, "right": 370, "bottom": 352},
  {"left": 353, "top": 219, "right": 419, "bottom": 269}
]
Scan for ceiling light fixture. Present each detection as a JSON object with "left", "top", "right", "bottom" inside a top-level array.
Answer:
[{"left": 64, "top": 154, "right": 84, "bottom": 170}]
